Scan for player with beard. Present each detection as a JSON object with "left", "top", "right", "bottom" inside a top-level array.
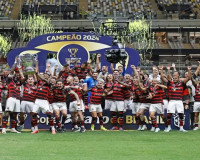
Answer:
[
  {"left": 132, "top": 66, "right": 151, "bottom": 131},
  {"left": 17, "top": 74, "right": 37, "bottom": 132},
  {"left": 110, "top": 72, "right": 127, "bottom": 131},
  {"left": 67, "top": 76, "right": 86, "bottom": 132},
  {"left": 123, "top": 74, "right": 133, "bottom": 112},
  {"left": 148, "top": 78, "right": 167, "bottom": 132},
  {"left": 130, "top": 76, "right": 141, "bottom": 129},
  {"left": 31, "top": 68, "right": 55, "bottom": 134},
  {"left": 52, "top": 79, "right": 80, "bottom": 132},
  {"left": 159, "top": 65, "right": 191, "bottom": 132},
  {"left": 2, "top": 62, "right": 22, "bottom": 134},
  {"left": 90, "top": 79, "right": 107, "bottom": 131}
]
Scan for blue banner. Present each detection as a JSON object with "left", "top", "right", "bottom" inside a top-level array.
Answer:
[
  {"left": 17, "top": 109, "right": 190, "bottom": 130},
  {"left": 7, "top": 32, "right": 140, "bottom": 74}
]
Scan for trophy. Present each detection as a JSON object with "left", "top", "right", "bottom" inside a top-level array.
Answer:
[{"left": 19, "top": 53, "right": 37, "bottom": 75}]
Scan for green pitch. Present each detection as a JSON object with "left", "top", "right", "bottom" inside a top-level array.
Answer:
[{"left": 0, "top": 130, "right": 199, "bottom": 160}]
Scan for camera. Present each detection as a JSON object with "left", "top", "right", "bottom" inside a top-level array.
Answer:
[
  {"left": 105, "top": 38, "right": 128, "bottom": 65},
  {"left": 105, "top": 48, "right": 127, "bottom": 65}
]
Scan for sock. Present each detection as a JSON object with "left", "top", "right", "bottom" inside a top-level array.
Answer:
[
  {"left": 179, "top": 113, "right": 184, "bottom": 127},
  {"left": 56, "top": 117, "right": 61, "bottom": 128},
  {"left": 111, "top": 112, "right": 117, "bottom": 126},
  {"left": 61, "top": 115, "right": 67, "bottom": 126},
  {"left": 161, "top": 115, "right": 167, "bottom": 127},
  {"left": 2, "top": 116, "right": 8, "bottom": 128},
  {"left": 195, "top": 123, "right": 198, "bottom": 127},
  {"left": 151, "top": 117, "right": 158, "bottom": 128},
  {"left": 118, "top": 111, "right": 123, "bottom": 127},
  {"left": 31, "top": 114, "right": 38, "bottom": 130},
  {"left": 167, "top": 113, "right": 172, "bottom": 126},
  {"left": 11, "top": 120, "right": 17, "bottom": 129},
  {"left": 80, "top": 121, "right": 84, "bottom": 128},
  {"left": 99, "top": 116, "right": 103, "bottom": 126},
  {"left": 92, "top": 117, "right": 97, "bottom": 125}
]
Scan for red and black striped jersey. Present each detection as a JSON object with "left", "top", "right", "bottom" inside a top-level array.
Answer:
[
  {"left": 7, "top": 80, "right": 18, "bottom": 99},
  {"left": 35, "top": 80, "right": 50, "bottom": 100},
  {"left": 104, "top": 82, "right": 113, "bottom": 100},
  {"left": 131, "top": 85, "right": 140, "bottom": 103},
  {"left": 90, "top": 87, "right": 104, "bottom": 104},
  {"left": 52, "top": 87, "right": 68, "bottom": 102},
  {"left": 194, "top": 85, "right": 200, "bottom": 102},
  {"left": 70, "top": 85, "right": 82, "bottom": 102},
  {"left": 167, "top": 81, "right": 186, "bottom": 100},
  {"left": 134, "top": 87, "right": 151, "bottom": 103},
  {"left": 149, "top": 85, "right": 163, "bottom": 104},
  {"left": 74, "top": 65, "right": 90, "bottom": 80},
  {"left": 22, "top": 83, "right": 37, "bottom": 102},
  {"left": 124, "top": 81, "right": 132, "bottom": 100},
  {"left": 59, "top": 70, "right": 75, "bottom": 84},
  {"left": 112, "top": 82, "right": 126, "bottom": 101}
]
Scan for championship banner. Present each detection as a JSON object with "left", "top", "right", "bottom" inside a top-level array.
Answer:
[
  {"left": 7, "top": 32, "right": 140, "bottom": 73},
  {"left": 18, "top": 110, "right": 190, "bottom": 130}
]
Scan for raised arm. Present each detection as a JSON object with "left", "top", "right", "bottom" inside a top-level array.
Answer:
[
  {"left": 184, "top": 66, "right": 192, "bottom": 84},
  {"left": 158, "top": 65, "right": 168, "bottom": 83},
  {"left": 96, "top": 54, "right": 101, "bottom": 71},
  {"left": 166, "top": 65, "right": 172, "bottom": 80},
  {"left": 172, "top": 63, "right": 177, "bottom": 72},
  {"left": 110, "top": 63, "right": 114, "bottom": 72},
  {"left": 194, "top": 61, "right": 200, "bottom": 77}
]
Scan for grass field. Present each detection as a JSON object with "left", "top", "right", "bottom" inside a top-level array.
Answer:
[{"left": 0, "top": 130, "right": 200, "bottom": 160}]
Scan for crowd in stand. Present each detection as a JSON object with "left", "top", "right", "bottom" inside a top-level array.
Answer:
[{"left": 0, "top": 54, "right": 200, "bottom": 134}]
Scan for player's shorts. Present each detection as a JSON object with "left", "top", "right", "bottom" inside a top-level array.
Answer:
[
  {"left": 89, "top": 104, "right": 103, "bottom": 113},
  {"left": 20, "top": 101, "right": 35, "bottom": 113},
  {"left": 5, "top": 97, "right": 20, "bottom": 112},
  {"left": 110, "top": 101, "right": 125, "bottom": 112},
  {"left": 32, "top": 99, "right": 50, "bottom": 114},
  {"left": 149, "top": 103, "right": 164, "bottom": 114},
  {"left": 52, "top": 102, "right": 67, "bottom": 111},
  {"left": 163, "top": 99, "right": 169, "bottom": 110},
  {"left": 105, "top": 99, "right": 113, "bottom": 110},
  {"left": 0, "top": 103, "right": 2, "bottom": 113},
  {"left": 167, "top": 100, "right": 184, "bottom": 114},
  {"left": 124, "top": 99, "right": 132, "bottom": 110},
  {"left": 193, "top": 102, "right": 200, "bottom": 112},
  {"left": 69, "top": 100, "right": 84, "bottom": 112},
  {"left": 131, "top": 102, "right": 140, "bottom": 114},
  {"left": 139, "top": 103, "right": 151, "bottom": 110}
]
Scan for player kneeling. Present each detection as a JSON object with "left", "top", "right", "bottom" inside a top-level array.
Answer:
[{"left": 90, "top": 79, "right": 107, "bottom": 131}]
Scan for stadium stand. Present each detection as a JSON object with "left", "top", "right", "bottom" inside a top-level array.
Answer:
[
  {"left": 0, "top": 0, "right": 16, "bottom": 19},
  {"left": 87, "top": 0, "right": 156, "bottom": 19},
  {"left": 156, "top": 0, "right": 200, "bottom": 19},
  {"left": 22, "top": 0, "right": 79, "bottom": 19}
]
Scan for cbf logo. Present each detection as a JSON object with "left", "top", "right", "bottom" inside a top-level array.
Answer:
[
  {"left": 57, "top": 44, "right": 89, "bottom": 67},
  {"left": 173, "top": 113, "right": 185, "bottom": 127}
]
